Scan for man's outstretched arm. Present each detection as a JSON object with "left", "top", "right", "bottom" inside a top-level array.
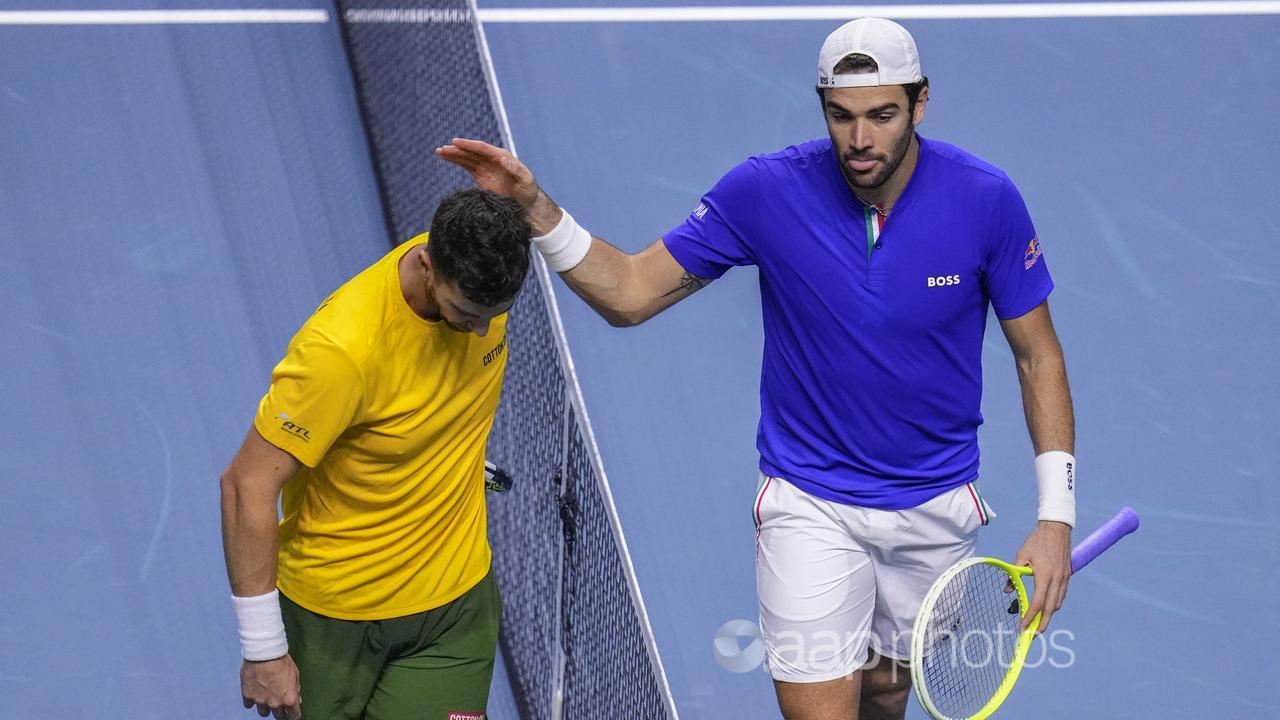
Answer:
[{"left": 436, "top": 138, "right": 710, "bottom": 327}]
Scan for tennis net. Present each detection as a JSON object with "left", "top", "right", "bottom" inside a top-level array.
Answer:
[{"left": 334, "top": 2, "right": 677, "bottom": 717}]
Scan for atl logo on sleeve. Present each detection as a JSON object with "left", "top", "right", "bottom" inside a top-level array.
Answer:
[{"left": 276, "top": 413, "right": 311, "bottom": 442}]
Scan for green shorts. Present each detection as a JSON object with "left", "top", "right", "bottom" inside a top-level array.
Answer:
[{"left": 280, "top": 571, "right": 501, "bottom": 720}]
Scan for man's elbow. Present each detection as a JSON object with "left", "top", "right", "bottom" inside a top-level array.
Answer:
[
  {"left": 605, "top": 309, "right": 648, "bottom": 328},
  {"left": 597, "top": 297, "right": 658, "bottom": 327},
  {"left": 219, "top": 464, "right": 265, "bottom": 509},
  {"left": 1015, "top": 348, "right": 1066, "bottom": 378},
  {"left": 219, "top": 467, "right": 244, "bottom": 507},
  {"left": 219, "top": 467, "right": 284, "bottom": 529},
  {"left": 606, "top": 301, "right": 665, "bottom": 327}
]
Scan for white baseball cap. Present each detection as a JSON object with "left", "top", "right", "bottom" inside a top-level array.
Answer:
[{"left": 817, "top": 17, "right": 922, "bottom": 89}]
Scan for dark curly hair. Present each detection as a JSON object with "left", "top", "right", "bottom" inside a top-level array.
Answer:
[{"left": 427, "top": 189, "right": 532, "bottom": 307}]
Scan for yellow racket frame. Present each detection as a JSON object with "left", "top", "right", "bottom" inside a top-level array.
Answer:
[{"left": 909, "top": 557, "right": 1042, "bottom": 720}]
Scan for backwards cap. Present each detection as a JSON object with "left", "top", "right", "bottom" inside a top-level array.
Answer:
[{"left": 818, "top": 17, "right": 922, "bottom": 89}]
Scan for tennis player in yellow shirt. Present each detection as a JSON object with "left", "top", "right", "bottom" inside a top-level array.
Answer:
[{"left": 220, "top": 189, "right": 531, "bottom": 720}]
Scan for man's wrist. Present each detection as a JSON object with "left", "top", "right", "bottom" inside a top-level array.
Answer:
[
  {"left": 232, "top": 589, "right": 289, "bottom": 661},
  {"left": 1034, "top": 450, "right": 1076, "bottom": 528},
  {"left": 531, "top": 207, "right": 592, "bottom": 272},
  {"left": 528, "top": 191, "right": 563, "bottom": 235}
]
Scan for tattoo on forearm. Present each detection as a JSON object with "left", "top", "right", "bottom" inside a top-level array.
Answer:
[{"left": 663, "top": 271, "right": 712, "bottom": 298}]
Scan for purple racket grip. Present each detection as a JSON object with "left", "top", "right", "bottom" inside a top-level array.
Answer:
[{"left": 1070, "top": 507, "right": 1140, "bottom": 573}]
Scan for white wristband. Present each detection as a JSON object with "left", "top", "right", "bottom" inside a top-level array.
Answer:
[
  {"left": 232, "top": 590, "right": 289, "bottom": 661},
  {"left": 532, "top": 209, "right": 592, "bottom": 272},
  {"left": 1034, "top": 450, "right": 1076, "bottom": 528}
]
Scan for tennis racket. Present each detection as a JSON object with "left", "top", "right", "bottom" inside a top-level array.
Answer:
[
  {"left": 910, "top": 507, "right": 1140, "bottom": 720},
  {"left": 484, "top": 460, "right": 513, "bottom": 493}
]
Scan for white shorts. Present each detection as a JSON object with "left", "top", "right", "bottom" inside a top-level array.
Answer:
[{"left": 753, "top": 473, "right": 995, "bottom": 683}]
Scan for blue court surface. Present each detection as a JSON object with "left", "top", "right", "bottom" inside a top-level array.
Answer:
[{"left": 2, "top": 2, "right": 1278, "bottom": 719}]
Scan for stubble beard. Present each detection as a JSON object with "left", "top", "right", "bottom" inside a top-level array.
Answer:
[{"left": 837, "top": 121, "right": 915, "bottom": 190}]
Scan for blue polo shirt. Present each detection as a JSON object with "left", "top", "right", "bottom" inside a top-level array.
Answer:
[{"left": 662, "top": 136, "right": 1053, "bottom": 510}]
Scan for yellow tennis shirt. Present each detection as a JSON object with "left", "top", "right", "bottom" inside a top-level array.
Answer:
[{"left": 254, "top": 236, "right": 510, "bottom": 621}]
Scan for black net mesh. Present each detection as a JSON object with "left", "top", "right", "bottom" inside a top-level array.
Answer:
[
  {"left": 918, "top": 563, "right": 1025, "bottom": 718},
  {"left": 337, "top": 0, "right": 500, "bottom": 237},
  {"left": 486, "top": 270, "right": 566, "bottom": 720},
  {"left": 335, "top": 3, "right": 673, "bottom": 717},
  {"left": 562, "top": 414, "right": 670, "bottom": 719}
]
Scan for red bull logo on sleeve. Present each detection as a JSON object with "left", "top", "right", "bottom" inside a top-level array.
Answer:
[{"left": 1024, "top": 237, "right": 1043, "bottom": 270}]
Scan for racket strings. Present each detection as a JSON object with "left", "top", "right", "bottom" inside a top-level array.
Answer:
[{"left": 918, "top": 564, "right": 1024, "bottom": 718}]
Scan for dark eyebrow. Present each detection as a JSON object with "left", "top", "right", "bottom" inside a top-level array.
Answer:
[{"left": 825, "top": 100, "right": 902, "bottom": 116}]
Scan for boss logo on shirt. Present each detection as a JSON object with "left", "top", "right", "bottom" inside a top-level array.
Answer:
[
  {"left": 927, "top": 274, "right": 961, "bottom": 288},
  {"left": 276, "top": 413, "right": 311, "bottom": 442}
]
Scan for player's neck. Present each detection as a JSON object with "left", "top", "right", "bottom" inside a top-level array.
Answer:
[
  {"left": 398, "top": 245, "right": 442, "bottom": 322},
  {"left": 852, "top": 134, "right": 919, "bottom": 215}
]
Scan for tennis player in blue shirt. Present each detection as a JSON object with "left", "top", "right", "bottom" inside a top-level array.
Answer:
[{"left": 441, "top": 17, "right": 1077, "bottom": 720}]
